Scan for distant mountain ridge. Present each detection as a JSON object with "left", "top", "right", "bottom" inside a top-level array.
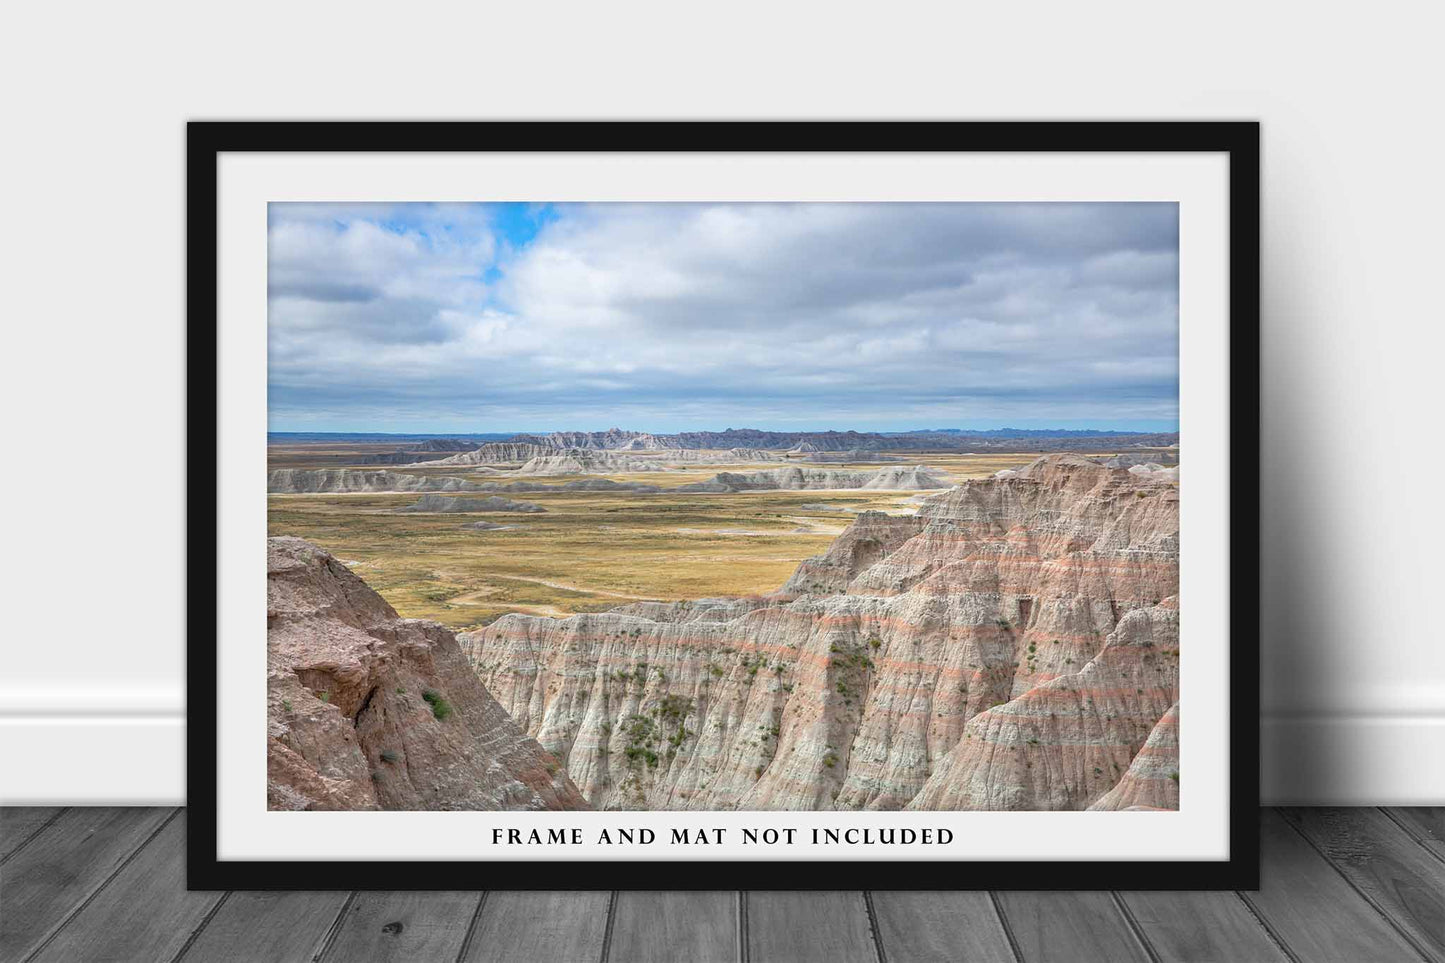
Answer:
[
  {"left": 903, "top": 428, "right": 1174, "bottom": 438},
  {"left": 488, "top": 427, "right": 1179, "bottom": 453},
  {"left": 268, "top": 432, "right": 517, "bottom": 444},
  {"left": 270, "top": 428, "right": 1180, "bottom": 465}
]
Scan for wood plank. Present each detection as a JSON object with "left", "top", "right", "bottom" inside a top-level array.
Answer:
[
  {"left": 746, "top": 891, "right": 876, "bottom": 963},
  {"left": 320, "top": 891, "right": 481, "bottom": 962},
  {"left": 1386, "top": 807, "right": 1445, "bottom": 862},
  {"left": 993, "top": 892, "right": 1150, "bottom": 963},
  {"left": 1242, "top": 809, "right": 1425, "bottom": 963},
  {"left": 29, "top": 813, "right": 222, "bottom": 963},
  {"left": 0, "top": 806, "right": 174, "bottom": 961},
  {"left": 462, "top": 891, "right": 611, "bottom": 963},
  {"left": 608, "top": 891, "right": 737, "bottom": 963},
  {"left": 1284, "top": 807, "right": 1445, "bottom": 961},
  {"left": 180, "top": 890, "right": 352, "bottom": 963},
  {"left": 1120, "top": 891, "right": 1288, "bottom": 963},
  {"left": 869, "top": 891, "right": 1015, "bottom": 963},
  {"left": 0, "top": 807, "right": 64, "bottom": 862}
]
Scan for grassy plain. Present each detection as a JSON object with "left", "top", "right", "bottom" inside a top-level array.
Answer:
[
  {"left": 265, "top": 447, "right": 1151, "bottom": 629},
  {"left": 268, "top": 484, "right": 907, "bottom": 629}
]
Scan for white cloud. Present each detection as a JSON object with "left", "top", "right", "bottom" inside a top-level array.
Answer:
[{"left": 267, "top": 202, "right": 1178, "bottom": 431}]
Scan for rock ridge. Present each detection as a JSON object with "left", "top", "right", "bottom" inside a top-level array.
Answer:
[
  {"left": 268, "top": 469, "right": 491, "bottom": 494},
  {"left": 458, "top": 454, "right": 1181, "bottom": 811},
  {"left": 266, "top": 536, "right": 588, "bottom": 811},
  {"left": 676, "top": 465, "right": 950, "bottom": 493}
]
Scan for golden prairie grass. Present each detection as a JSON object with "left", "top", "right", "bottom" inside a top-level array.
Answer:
[
  {"left": 264, "top": 447, "right": 1089, "bottom": 629},
  {"left": 267, "top": 486, "right": 912, "bottom": 629}
]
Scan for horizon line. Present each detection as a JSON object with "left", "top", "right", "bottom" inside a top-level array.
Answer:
[{"left": 267, "top": 425, "right": 1183, "bottom": 436}]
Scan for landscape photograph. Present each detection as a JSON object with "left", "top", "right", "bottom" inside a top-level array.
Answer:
[{"left": 265, "top": 201, "right": 1182, "bottom": 815}]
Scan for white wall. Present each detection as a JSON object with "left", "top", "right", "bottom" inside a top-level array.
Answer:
[{"left": 2, "top": 1, "right": 1441, "bottom": 805}]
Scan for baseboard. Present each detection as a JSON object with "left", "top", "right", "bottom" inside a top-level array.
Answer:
[
  {"left": 0, "top": 716, "right": 185, "bottom": 804},
  {"left": 1259, "top": 714, "right": 1445, "bottom": 805},
  {"left": 3, "top": 711, "right": 1440, "bottom": 805}
]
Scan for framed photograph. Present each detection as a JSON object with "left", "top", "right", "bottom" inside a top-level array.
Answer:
[{"left": 190, "top": 121, "right": 1259, "bottom": 889}]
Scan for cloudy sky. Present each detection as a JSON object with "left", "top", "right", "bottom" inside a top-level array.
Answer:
[{"left": 267, "top": 202, "right": 1178, "bottom": 433}]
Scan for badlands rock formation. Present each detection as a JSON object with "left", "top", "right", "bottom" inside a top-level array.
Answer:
[
  {"left": 460, "top": 454, "right": 1180, "bottom": 811},
  {"left": 659, "top": 448, "right": 788, "bottom": 464},
  {"left": 1087, "top": 702, "right": 1180, "bottom": 811},
  {"left": 397, "top": 494, "right": 546, "bottom": 513},
  {"left": 419, "top": 442, "right": 554, "bottom": 466},
  {"left": 676, "top": 465, "right": 949, "bottom": 493},
  {"left": 1127, "top": 463, "right": 1181, "bottom": 483},
  {"left": 516, "top": 449, "right": 668, "bottom": 475},
  {"left": 268, "top": 469, "right": 490, "bottom": 494},
  {"left": 280, "top": 474, "right": 662, "bottom": 497},
  {"left": 356, "top": 439, "right": 485, "bottom": 465},
  {"left": 266, "top": 537, "right": 587, "bottom": 811},
  {"left": 1103, "top": 452, "right": 1179, "bottom": 468},
  {"left": 355, "top": 451, "right": 445, "bottom": 466},
  {"left": 415, "top": 438, "right": 485, "bottom": 452},
  {"left": 680, "top": 430, "right": 893, "bottom": 451},
  {"left": 507, "top": 429, "right": 679, "bottom": 451},
  {"left": 781, "top": 510, "right": 931, "bottom": 595},
  {"left": 491, "top": 427, "right": 1181, "bottom": 453}
]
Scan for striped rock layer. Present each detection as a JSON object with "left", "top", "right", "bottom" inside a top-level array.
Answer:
[
  {"left": 516, "top": 449, "right": 669, "bottom": 475},
  {"left": 418, "top": 442, "right": 556, "bottom": 465},
  {"left": 267, "top": 468, "right": 492, "bottom": 493},
  {"left": 702, "top": 465, "right": 950, "bottom": 492},
  {"left": 1087, "top": 701, "right": 1181, "bottom": 811},
  {"left": 459, "top": 455, "right": 1181, "bottom": 812}
]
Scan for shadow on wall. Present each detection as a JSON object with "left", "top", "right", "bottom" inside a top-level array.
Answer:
[{"left": 1257, "top": 258, "right": 1393, "bottom": 803}]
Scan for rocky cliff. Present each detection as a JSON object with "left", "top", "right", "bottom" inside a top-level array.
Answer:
[
  {"left": 676, "top": 465, "right": 949, "bottom": 493},
  {"left": 516, "top": 449, "right": 669, "bottom": 475},
  {"left": 419, "top": 442, "right": 555, "bottom": 465},
  {"left": 1087, "top": 702, "right": 1180, "bottom": 811},
  {"left": 267, "top": 537, "right": 588, "bottom": 811},
  {"left": 1103, "top": 451, "right": 1179, "bottom": 468},
  {"left": 496, "top": 427, "right": 1181, "bottom": 452},
  {"left": 506, "top": 429, "right": 680, "bottom": 451},
  {"left": 459, "top": 455, "right": 1180, "bottom": 812},
  {"left": 659, "top": 449, "right": 788, "bottom": 464},
  {"left": 355, "top": 451, "right": 446, "bottom": 466},
  {"left": 268, "top": 469, "right": 490, "bottom": 494},
  {"left": 1128, "top": 463, "right": 1180, "bottom": 483},
  {"left": 355, "top": 439, "right": 486, "bottom": 465}
]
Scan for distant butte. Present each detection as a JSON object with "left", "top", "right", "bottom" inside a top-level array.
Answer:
[{"left": 408, "top": 427, "right": 1181, "bottom": 462}]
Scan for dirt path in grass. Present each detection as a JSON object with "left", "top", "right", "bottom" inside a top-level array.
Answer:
[
  {"left": 446, "top": 593, "right": 571, "bottom": 618},
  {"left": 448, "top": 574, "right": 662, "bottom": 606}
]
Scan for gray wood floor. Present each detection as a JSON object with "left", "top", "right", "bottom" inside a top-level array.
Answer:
[{"left": 1, "top": 808, "right": 1441, "bottom": 962}]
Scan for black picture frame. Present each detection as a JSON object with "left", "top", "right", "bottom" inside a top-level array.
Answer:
[{"left": 188, "top": 120, "right": 1260, "bottom": 891}]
